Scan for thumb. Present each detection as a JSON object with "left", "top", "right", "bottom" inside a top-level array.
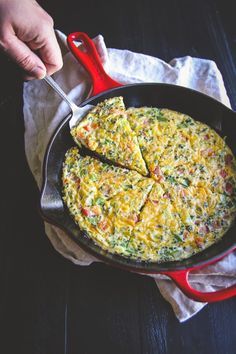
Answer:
[{"left": 3, "top": 34, "right": 47, "bottom": 79}]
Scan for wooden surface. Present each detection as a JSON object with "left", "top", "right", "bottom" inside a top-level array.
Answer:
[{"left": 0, "top": 1, "right": 235, "bottom": 353}]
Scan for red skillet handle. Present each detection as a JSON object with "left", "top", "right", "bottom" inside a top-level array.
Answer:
[
  {"left": 162, "top": 251, "right": 236, "bottom": 302},
  {"left": 67, "top": 32, "right": 122, "bottom": 96}
]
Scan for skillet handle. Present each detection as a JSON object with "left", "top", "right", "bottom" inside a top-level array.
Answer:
[
  {"left": 67, "top": 32, "right": 122, "bottom": 96},
  {"left": 162, "top": 250, "right": 236, "bottom": 302}
]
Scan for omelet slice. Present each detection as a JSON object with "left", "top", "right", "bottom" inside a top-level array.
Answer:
[
  {"left": 127, "top": 107, "right": 185, "bottom": 180},
  {"left": 71, "top": 97, "right": 148, "bottom": 175},
  {"left": 131, "top": 183, "right": 189, "bottom": 262},
  {"left": 99, "top": 178, "right": 154, "bottom": 256},
  {"left": 62, "top": 147, "right": 154, "bottom": 257}
]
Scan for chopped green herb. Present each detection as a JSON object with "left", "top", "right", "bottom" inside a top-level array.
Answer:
[
  {"left": 166, "top": 176, "right": 177, "bottom": 184},
  {"left": 87, "top": 216, "right": 99, "bottom": 226},
  {"left": 180, "top": 178, "right": 190, "bottom": 187},
  {"left": 174, "top": 234, "right": 183, "bottom": 242},
  {"left": 95, "top": 197, "right": 105, "bottom": 206},
  {"left": 90, "top": 174, "right": 98, "bottom": 182}
]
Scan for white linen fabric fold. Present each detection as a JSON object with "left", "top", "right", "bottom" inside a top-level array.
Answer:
[{"left": 23, "top": 30, "right": 236, "bottom": 322}]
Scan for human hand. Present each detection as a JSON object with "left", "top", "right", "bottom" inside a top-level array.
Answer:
[{"left": 0, "top": 0, "right": 63, "bottom": 80}]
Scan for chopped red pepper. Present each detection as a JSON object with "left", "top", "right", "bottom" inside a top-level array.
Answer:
[
  {"left": 195, "top": 236, "right": 203, "bottom": 247},
  {"left": 99, "top": 220, "right": 109, "bottom": 231},
  {"left": 77, "top": 131, "right": 85, "bottom": 139},
  {"left": 83, "top": 124, "right": 91, "bottom": 132},
  {"left": 153, "top": 166, "right": 161, "bottom": 176},
  {"left": 81, "top": 208, "right": 91, "bottom": 217}
]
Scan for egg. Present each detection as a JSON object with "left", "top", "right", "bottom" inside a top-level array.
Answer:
[
  {"left": 71, "top": 97, "right": 148, "bottom": 175},
  {"left": 62, "top": 98, "right": 236, "bottom": 262}
]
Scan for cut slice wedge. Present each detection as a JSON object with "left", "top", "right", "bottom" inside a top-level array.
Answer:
[
  {"left": 62, "top": 147, "right": 153, "bottom": 257},
  {"left": 127, "top": 107, "right": 185, "bottom": 180},
  {"left": 131, "top": 183, "right": 187, "bottom": 262},
  {"left": 71, "top": 97, "right": 148, "bottom": 175}
]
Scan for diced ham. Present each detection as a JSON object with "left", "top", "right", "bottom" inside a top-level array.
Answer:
[
  {"left": 180, "top": 189, "right": 187, "bottom": 198},
  {"left": 133, "top": 214, "right": 139, "bottom": 223},
  {"left": 225, "top": 154, "right": 233, "bottom": 165},
  {"left": 204, "top": 134, "right": 210, "bottom": 140},
  {"left": 225, "top": 182, "right": 233, "bottom": 195},
  {"left": 177, "top": 168, "right": 184, "bottom": 174},
  {"left": 153, "top": 166, "right": 164, "bottom": 182},
  {"left": 151, "top": 200, "right": 159, "bottom": 205},
  {"left": 220, "top": 169, "right": 227, "bottom": 178},
  {"left": 153, "top": 166, "right": 161, "bottom": 176},
  {"left": 163, "top": 192, "right": 171, "bottom": 199}
]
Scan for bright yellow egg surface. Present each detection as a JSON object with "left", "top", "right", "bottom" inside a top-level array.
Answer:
[{"left": 62, "top": 98, "right": 236, "bottom": 262}]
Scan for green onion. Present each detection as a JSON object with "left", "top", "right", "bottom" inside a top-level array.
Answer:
[{"left": 180, "top": 178, "right": 190, "bottom": 187}]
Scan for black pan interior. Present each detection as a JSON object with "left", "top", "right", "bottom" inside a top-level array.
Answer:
[{"left": 40, "top": 83, "right": 236, "bottom": 273}]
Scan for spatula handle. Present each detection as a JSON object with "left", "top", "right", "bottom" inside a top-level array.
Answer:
[{"left": 43, "top": 76, "right": 78, "bottom": 114}]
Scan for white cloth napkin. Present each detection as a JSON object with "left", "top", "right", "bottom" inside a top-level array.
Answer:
[{"left": 23, "top": 30, "right": 236, "bottom": 322}]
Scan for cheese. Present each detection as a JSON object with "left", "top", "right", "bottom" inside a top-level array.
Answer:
[
  {"left": 71, "top": 97, "right": 148, "bottom": 175},
  {"left": 62, "top": 99, "right": 236, "bottom": 263}
]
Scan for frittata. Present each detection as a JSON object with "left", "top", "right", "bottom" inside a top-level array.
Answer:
[
  {"left": 62, "top": 98, "right": 236, "bottom": 263},
  {"left": 62, "top": 147, "right": 154, "bottom": 257},
  {"left": 71, "top": 97, "right": 148, "bottom": 175}
]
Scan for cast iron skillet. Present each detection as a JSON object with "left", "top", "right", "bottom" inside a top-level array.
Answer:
[{"left": 40, "top": 32, "right": 236, "bottom": 302}]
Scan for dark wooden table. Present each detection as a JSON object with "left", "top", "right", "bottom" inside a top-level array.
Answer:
[{"left": 0, "top": 1, "right": 235, "bottom": 353}]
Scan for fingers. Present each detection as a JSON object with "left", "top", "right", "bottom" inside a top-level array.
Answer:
[
  {"left": 28, "top": 27, "right": 63, "bottom": 77},
  {"left": 1, "top": 33, "right": 47, "bottom": 79},
  {"left": 0, "top": 24, "right": 63, "bottom": 80},
  {"left": 0, "top": 0, "right": 63, "bottom": 80}
]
